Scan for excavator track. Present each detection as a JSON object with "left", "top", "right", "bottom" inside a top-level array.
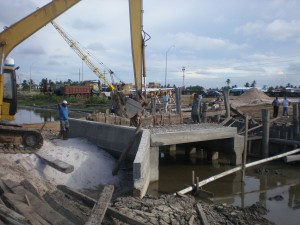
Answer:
[{"left": 0, "top": 124, "right": 43, "bottom": 154}]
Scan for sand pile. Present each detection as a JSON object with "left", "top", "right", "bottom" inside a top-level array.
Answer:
[{"left": 231, "top": 88, "right": 273, "bottom": 106}]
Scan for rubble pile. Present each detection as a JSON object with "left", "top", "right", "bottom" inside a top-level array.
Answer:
[{"left": 111, "top": 195, "right": 273, "bottom": 225}]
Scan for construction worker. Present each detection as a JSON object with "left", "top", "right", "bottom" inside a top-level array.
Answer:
[
  {"left": 58, "top": 100, "right": 69, "bottom": 140},
  {"left": 162, "top": 92, "right": 170, "bottom": 113}
]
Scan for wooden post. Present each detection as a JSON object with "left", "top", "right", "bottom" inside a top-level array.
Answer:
[
  {"left": 222, "top": 87, "right": 230, "bottom": 118},
  {"left": 192, "top": 170, "right": 195, "bottom": 186},
  {"left": 242, "top": 114, "right": 248, "bottom": 181},
  {"left": 293, "top": 104, "right": 299, "bottom": 139},
  {"left": 262, "top": 109, "right": 270, "bottom": 158},
  {"left": 151, "top": 97, "right": 157, "bottom": 126},
  {"left": 175, "top": 87, "right": 182, "bottom": 115},
  {"left": 196, "top": 177, "right": 199, "bottom": 192}
]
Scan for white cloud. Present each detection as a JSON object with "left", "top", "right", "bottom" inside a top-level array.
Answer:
[{"left": 236, "top": 19, "right": 300, "bottom": 41}]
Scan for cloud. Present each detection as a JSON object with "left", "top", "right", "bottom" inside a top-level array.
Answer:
[
  {"left": 168, "top": 32, "right": 248, "bottom": 51},
  {"left": 236, "top": 19, "right": 300, "bottom": 41}
]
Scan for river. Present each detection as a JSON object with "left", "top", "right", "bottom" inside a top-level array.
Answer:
[
  {"left": 6, "top": 107, "right": 85, "bottom": 124},
  {"left": 147, "top": 151, "right": 300, "bottom": 225}
]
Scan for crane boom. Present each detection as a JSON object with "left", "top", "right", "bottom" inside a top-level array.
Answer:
[{"left": 51, "top": 21, "right": 115, "bottom": 90}]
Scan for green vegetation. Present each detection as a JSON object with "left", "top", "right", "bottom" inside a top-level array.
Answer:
[{"left": 17, "top": 91, "right": 110, "bottom": 111}]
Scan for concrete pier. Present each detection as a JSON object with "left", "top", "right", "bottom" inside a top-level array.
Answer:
[{"left": 69, "top": 119, "right": 244, "bottom": 198}]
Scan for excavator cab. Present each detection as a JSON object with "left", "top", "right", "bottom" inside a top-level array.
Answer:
[{"left": 0, "top": 58, "right": 18, "bottom": 120}]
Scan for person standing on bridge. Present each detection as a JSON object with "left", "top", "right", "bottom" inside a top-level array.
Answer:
[
  {"left": 58, "top": 100, "right": 69, "bottom": 140},
  {"left": 191, "top": 93, "right": 201, "bottom": 123},
  {"left": 272, "top": 97, "right": 279, "bottom": 118},
  {"left": 162, "top": 92, "right": 170, "bottom": 113},
  {"left": 282, "top": 96, "right": 289, "bottom": 117}
]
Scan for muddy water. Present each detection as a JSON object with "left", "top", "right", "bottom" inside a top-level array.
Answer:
[
  {"left": 7, "top": 108, "right": 85, "bottom": 124},
  {"left": 147, "top": 151, "right": 300, "bottom": 225}
]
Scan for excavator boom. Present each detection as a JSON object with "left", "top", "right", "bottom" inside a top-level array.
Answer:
[
  {"left": 0, "top": 0, "right": 81, "bottom": 152},
  {"left": 128, "top": 0, "right": 143, "bottom": 94},
  {"left": 0, "top": 0, "right": 81, "bottom": 64}
]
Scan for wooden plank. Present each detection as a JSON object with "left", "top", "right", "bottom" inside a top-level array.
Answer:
[
  {"left": 35, "top": 152, "right": 74, "bottom": 174},
  {"left": 112, "top": 125, "right": 142, "bottom": 176},
  {"left": 20, "top": 179, "right": 41, "bottom": 199},
  {"left": 2, "top": 193, "right": 50, "bottom": 225},
  {"left": 106, "top": 207, "right": 146, "bottom": 225},
  {"left": 0, "top": 204, "right": 29, "bottom": 225},
  {"left": 8, "top": 185, "right": 74, "bottom": 225},
  {"left": 284, "top": 155, "right": 300, "bottom": 163},
  {"left": 57, "top": 185, "right": 96, "bottom": 207},
  {"left": 220, "top": 116, "right": 232, "bottom": 126},
  {"left": 177, "top": 148, "right": 300, "bottom": 195},
  {"left": 196, "top": 204, "right": 209, "bottom": 225},
  {"left": 270, "top": 138, "right": 300, "bottom": 146},
  {"left": 85, "top": 185, "right": 114, "bottom": 225},
  {"left": 43, "top": 191, "right": 88, "bottom": 225}
]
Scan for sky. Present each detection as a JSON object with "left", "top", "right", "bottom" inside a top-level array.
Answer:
[{"left": 0, "top": 0, "right": 300, "bottom": 89}]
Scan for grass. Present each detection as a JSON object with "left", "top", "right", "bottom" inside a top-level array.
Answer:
[{"left": 17, "top": 91, "right": 110, "bottom": 112}]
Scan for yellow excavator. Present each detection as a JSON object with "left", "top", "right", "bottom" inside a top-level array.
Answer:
[
  {"left": 0, "top": 0, "right": 147, "bottom": 152},
  {"left": 0, "top": 0, "right": 81, "bottom": 152}
]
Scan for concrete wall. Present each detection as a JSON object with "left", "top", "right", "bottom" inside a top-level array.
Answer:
[
  {"left": 69, "top": 119, "right": 151, "bottom": 198},
  {"left": 133, "top": 129, "right": 151, "bottom": 198},
  {"left": 69, "top": 119, "right": 142, "bottom": 160}
]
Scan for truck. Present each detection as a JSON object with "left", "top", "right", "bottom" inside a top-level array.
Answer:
[{"left": 54, "top": 80, "right": 105, "bottom": 98}]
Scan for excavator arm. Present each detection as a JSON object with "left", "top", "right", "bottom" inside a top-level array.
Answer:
[
  {"left": 0, "top": 0, "right": 81, "bottom": 151},
  {"left": 128, "top": 0, "right": 143, "bottom": 94},
  {"left": 0, "top": 0, "right": 81, "bottom": 64}
]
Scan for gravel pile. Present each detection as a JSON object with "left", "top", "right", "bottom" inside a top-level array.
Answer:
[{"left": 231, "top": 88, "right": 273, "bottom": 107}]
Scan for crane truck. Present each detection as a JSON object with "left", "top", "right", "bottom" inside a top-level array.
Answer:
[{"left": 0, "top": 0, "right": 81, "bottom": 152}]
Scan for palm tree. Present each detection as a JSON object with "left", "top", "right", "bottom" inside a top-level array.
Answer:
[
  {"left": 251, "top": 80, "right": 256, "bottom": 87},
  {"left": 226, "top": 79, "right": 231, "bottom": 87}
]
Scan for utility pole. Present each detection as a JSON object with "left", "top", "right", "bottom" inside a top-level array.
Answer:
[{"left": 182, "top": 66, "right": 185, "bottom": 89}]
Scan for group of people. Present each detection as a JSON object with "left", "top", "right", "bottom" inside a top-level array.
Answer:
[{"left": 272, "top": 96, "right": 290, "bottom": 118}]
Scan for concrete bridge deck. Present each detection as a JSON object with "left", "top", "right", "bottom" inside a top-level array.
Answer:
[{"left": 69, "top": 119, "right": 244, "bottom": 198}]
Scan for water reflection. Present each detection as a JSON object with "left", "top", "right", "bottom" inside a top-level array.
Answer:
[
  {"left": 148, "top": 151, "right": 300, "bottom": 225},
  {"left": 6, "top": 108, "right": 85, "bottom": 124}
]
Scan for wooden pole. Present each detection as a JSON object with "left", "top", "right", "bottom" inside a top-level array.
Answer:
[
  {"left": 223, "top": 87, "right": 230, "bottom": 118},
  {"left": 175, "top": 87, "right": 181, "bottom": 115},
  {"left": 293, "top": 104, "right": 299, "bottom": 139},
  {"left": 176, "top": 148, "right": 300, "bottom": 195},
  {"left": 192, "top": 170, "right": 195, "bottom": 186},
  {"left": 239, "top": 116, "right": 281, "bottom": 135},
  {"left": 262, "top": 109, "right": 270, "bottom": 158},
  {"left": 242, "top": 114, "right": 248, "bottom": 181}
]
